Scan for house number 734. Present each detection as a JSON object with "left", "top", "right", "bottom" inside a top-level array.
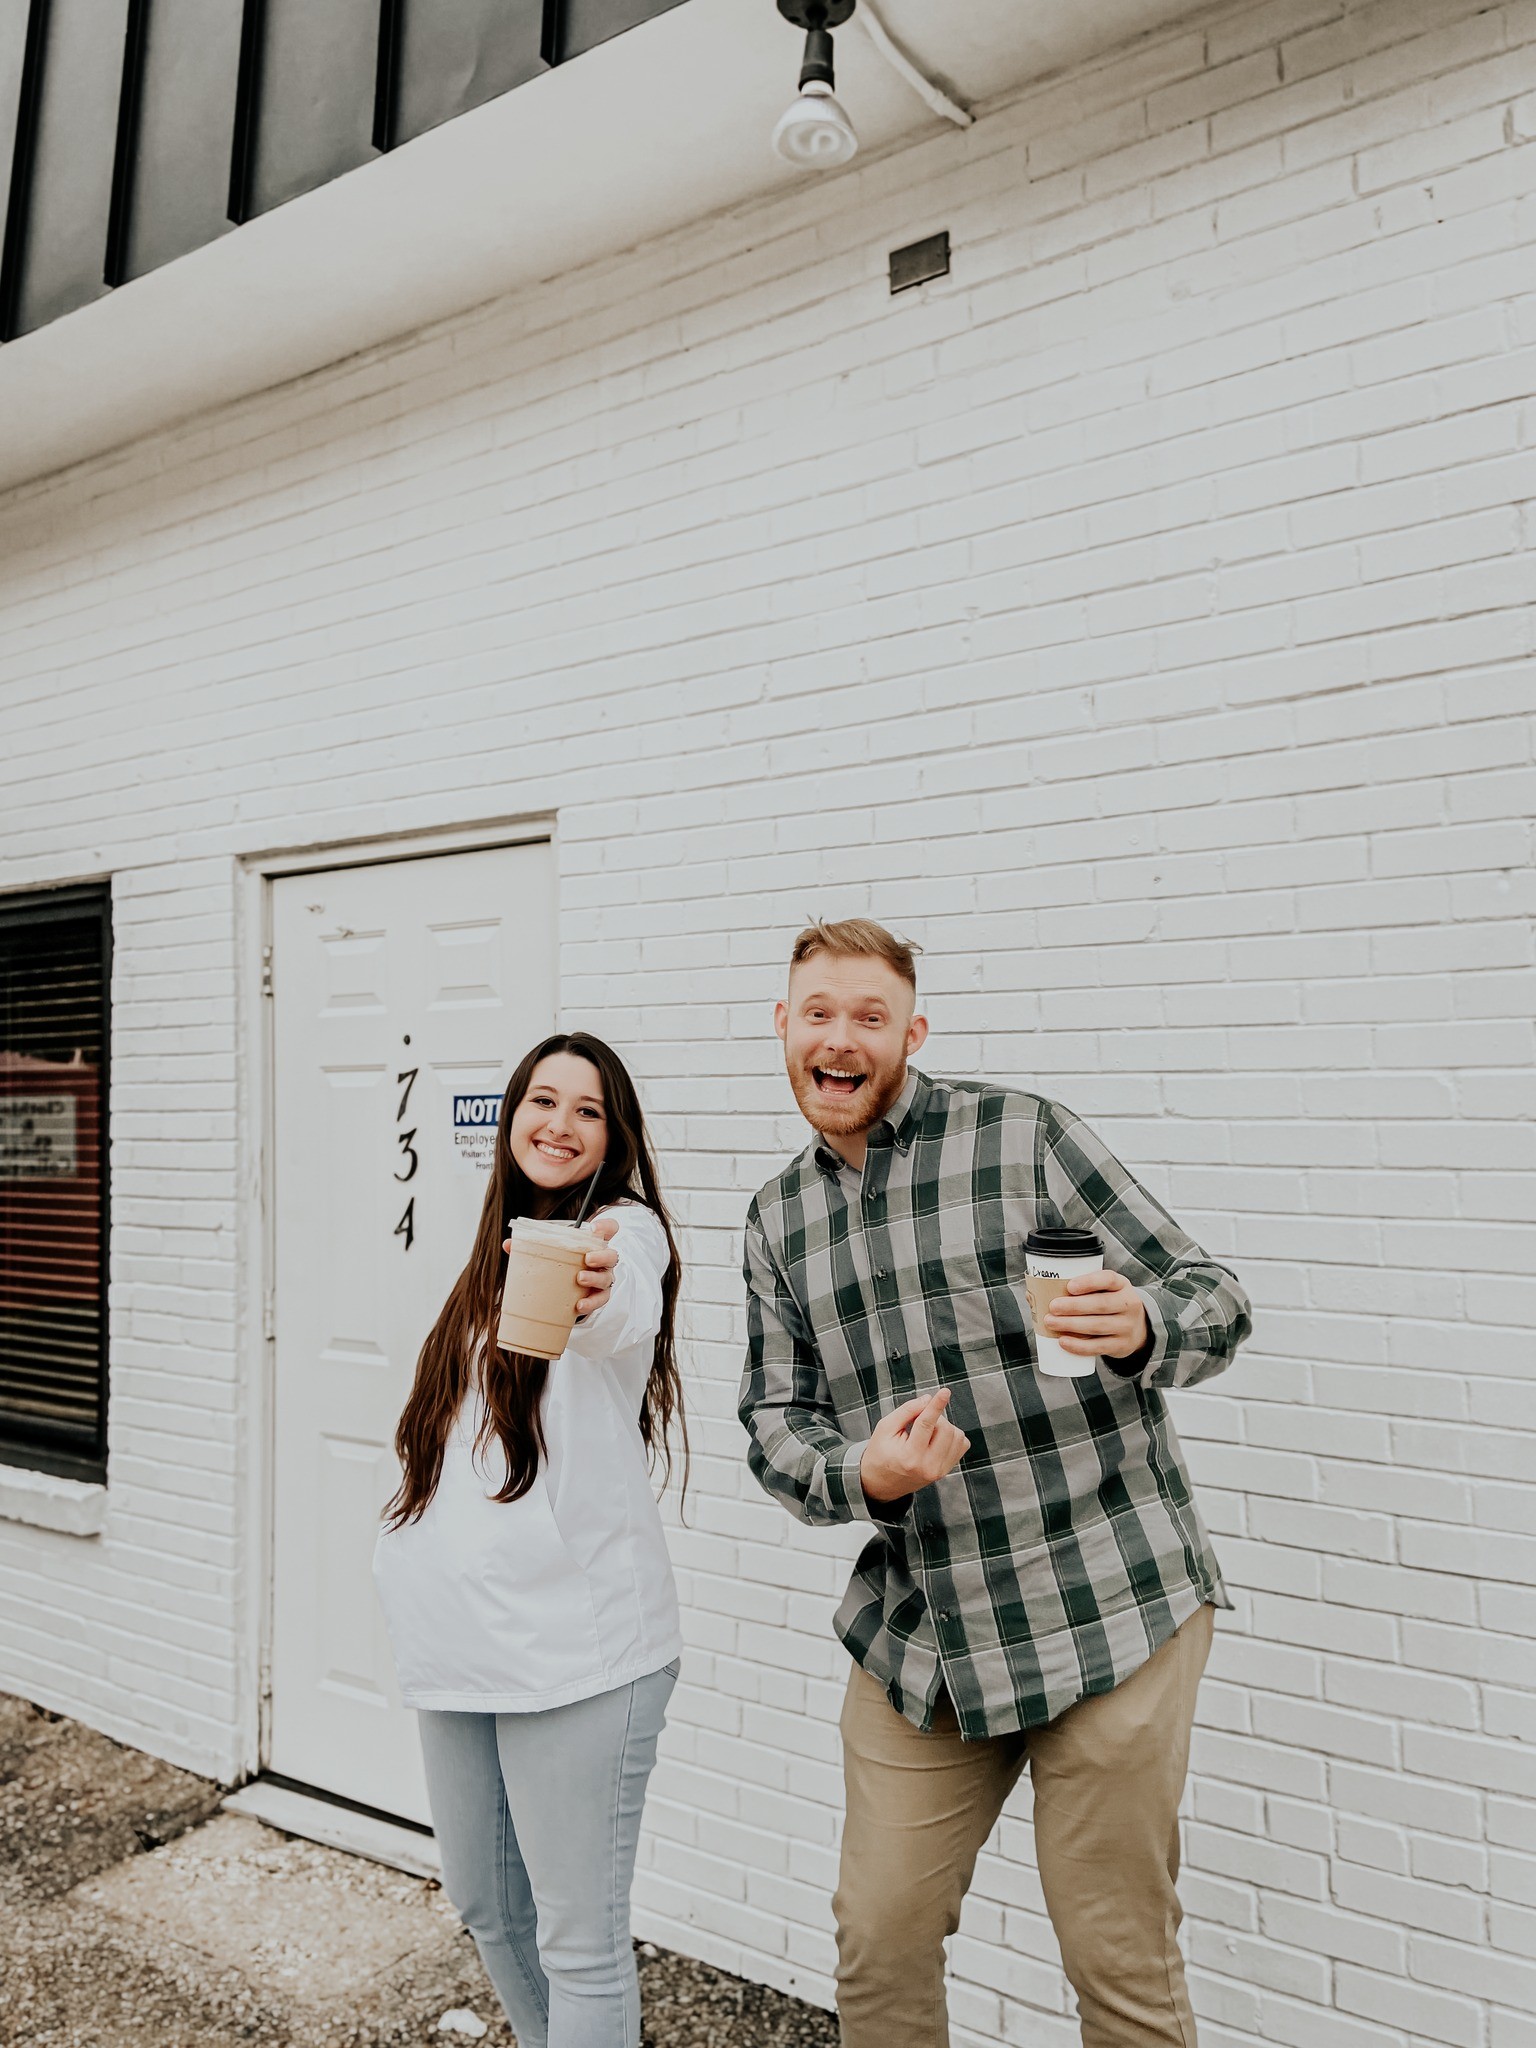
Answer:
[{"left": 394, "top": 1064, "right": 419, "bottom": 1250}]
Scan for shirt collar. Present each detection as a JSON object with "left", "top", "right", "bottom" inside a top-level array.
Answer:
[{"left": 813, "top": 1067, "right": 929, "bottom": 1175}]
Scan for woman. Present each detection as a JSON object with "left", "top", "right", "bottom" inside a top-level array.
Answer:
[{"left": 374, "top": 1031, "right": 686, "bottom": 2048}]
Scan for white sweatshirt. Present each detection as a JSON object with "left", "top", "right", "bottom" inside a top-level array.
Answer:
[{"left": 373, "top": 1202, "right": 683, "bottom": 1712}]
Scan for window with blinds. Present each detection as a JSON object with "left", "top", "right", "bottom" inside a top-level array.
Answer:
[{"left": 0, "top": 885, "right": 110, "bottom": 1482}]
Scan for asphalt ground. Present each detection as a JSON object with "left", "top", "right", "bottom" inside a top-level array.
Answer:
[{"left": 0, "top": 1693, "right": 837, "bottom": 2048}]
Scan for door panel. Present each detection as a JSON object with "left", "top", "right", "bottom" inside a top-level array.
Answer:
[{"left": 268, "top": 840, "right": 555, "bottom": 1821}]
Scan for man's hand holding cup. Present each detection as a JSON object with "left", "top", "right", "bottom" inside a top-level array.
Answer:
[
  {"left": 1041, "top": 1268, "right": 1148, "bottom": 1360},
  {"left": 860, "top": 1389, "right": 971, "bottom": 1505}
]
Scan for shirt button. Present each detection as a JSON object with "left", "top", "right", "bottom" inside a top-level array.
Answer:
[
  {"left": 887, "top": 1347, "right": 901, "bottom": 1363},
  {"left": 936, "top": 1607, "right": 953, "bottom": 1623},
  {"left": 875, "top": 1266, "right": 888, "bottom": 1279}
]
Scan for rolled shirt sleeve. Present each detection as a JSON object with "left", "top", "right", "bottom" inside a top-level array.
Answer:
[
  {"left": 1041, "top": 1101, "right": 1253, "bottom": 1392},
  {"left": 562, "top": 1204, "right": 668, "bottom": 1407},
  {"left": 739, "top": 1205, "right": 885, "bottom": 1528}
]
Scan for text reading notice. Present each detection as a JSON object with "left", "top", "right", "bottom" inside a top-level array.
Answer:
[{"left": 451, "top": 1091, "right": 504, "bottom": 1173}]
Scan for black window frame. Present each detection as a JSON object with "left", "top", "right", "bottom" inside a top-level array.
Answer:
[{"left": 0, "top": 881, "right": 112, "bottom": 1485}]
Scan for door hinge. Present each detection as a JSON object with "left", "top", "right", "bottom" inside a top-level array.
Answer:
[
  {"left": 263, "top": 1289, "right": 276, "bottom": 1342},
  {"left": 260, "top": 944, "right": 274, "bottom": 998}
]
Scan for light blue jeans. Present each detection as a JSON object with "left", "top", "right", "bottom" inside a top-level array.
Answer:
[{"left": 418, "top": 1662, "right": 676, "bottom": 2048}]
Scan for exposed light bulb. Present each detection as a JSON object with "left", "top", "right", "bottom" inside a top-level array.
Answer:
[{"left": 771, "top": 80, "right": 859, "bottom": 168}]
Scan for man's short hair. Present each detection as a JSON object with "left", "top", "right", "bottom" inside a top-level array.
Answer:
[{"left": 788, "top": 918, "right": 921, "bottom": 991}]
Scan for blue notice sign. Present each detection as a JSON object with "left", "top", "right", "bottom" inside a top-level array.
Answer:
[
  {"left": 453, "top": 1092, "right": 504, "bottom": 1128},
  {"left": 452, "top": 1090, "right": 504, "bottom": 1172}
]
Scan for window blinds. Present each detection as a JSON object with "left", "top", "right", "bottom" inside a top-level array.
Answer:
[{"left": 0, "top": 886, "right": 110, "bottom": 1481}]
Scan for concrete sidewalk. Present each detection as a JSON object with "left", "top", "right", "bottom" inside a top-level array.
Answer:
[{"left": 0, "top": 1694, "right": 837, "bottom": 2047}]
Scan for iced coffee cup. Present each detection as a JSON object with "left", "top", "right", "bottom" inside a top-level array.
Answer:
[
  {"left": 496, "top": 1218, "right": 608, "bottom": 1359},
  {"left": 1024, "top": 1228, "right": 1105, "bottom": 1379}
]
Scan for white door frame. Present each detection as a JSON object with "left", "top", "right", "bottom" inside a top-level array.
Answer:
[{"left": 235, "top": 815, "right": 557, "bottom": 1781}]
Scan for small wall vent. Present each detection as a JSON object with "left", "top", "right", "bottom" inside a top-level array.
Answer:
[{"left": 889, "top": 229, "right": 949, "bottom": 294}]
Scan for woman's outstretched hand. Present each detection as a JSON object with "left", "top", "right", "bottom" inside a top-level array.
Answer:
[{"left": 573, "top": 1216, "right": 620, "bottom": 1318}]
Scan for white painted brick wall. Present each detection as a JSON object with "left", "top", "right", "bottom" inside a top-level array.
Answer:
[{"left": 1, "top": 0, "right": 1534, "bottom": 2039}]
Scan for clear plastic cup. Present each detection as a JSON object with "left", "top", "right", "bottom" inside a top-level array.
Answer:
[{"left": 496, "top": 1217, "right": 607, "bottom": 1358}]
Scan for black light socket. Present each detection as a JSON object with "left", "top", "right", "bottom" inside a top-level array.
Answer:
[
  {"left": 799, "top": 25, "right": 835, "bottom": 88},
  {"left": 778, "top": 0, "right": 858, "bottom": 80}
]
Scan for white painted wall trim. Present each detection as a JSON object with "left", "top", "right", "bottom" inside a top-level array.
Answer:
[
  {"left": 240, "top": 814, "right": 558, "bottom": 878},
  {"left": 224, "top": 1779, "right": 441, "bottom": 1879},
  {"left": 0, "top": 1466, "right": 107, "bottom": 1539}
]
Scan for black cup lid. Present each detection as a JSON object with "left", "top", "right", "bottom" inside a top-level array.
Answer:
[{"left": 1025, "top": 1227, "right": 1103, "bottom": 1258}]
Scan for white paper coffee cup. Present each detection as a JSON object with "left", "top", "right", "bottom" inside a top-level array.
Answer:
[{"left": 1025, "top": 1228, "right": 1105, "bottom": 1379}]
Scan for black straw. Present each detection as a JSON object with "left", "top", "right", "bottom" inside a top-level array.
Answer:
[{"left": 573, "top": 1163, "right": 604, "bottom": 1227}]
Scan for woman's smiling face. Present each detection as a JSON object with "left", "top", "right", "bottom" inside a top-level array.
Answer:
[{"left": 508, "top": 1052, "right": 608, "bottom": 1196}]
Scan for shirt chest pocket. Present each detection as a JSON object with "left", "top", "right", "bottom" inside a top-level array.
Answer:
[
  {"left": 922, "top": 1199, "right": 1030, "bottom": 1289},
  {"left": 916, "top": 1203, "right": 1028, "bottom": 1313},
  {"left": 912, "top": 1228, "right": 1033, "bottom": 1366},
  {"left": 920, "top": 1275, "right": 1032, "bottom": 1364}
]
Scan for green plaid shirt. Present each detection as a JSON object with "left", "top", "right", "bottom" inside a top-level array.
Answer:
[{"left": 739, "top": 1069, "right": 1252, "bottom": 1739}]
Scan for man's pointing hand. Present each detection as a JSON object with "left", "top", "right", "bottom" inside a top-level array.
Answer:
[{"left": 859, "top": 1389, "right": 970, "bottom": 1505}]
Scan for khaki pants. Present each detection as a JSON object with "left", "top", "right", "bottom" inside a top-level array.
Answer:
[{"left": 833, "top": 1603, "right": 1214, "bottom": 2048}]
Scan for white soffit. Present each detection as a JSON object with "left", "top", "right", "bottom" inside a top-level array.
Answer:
[{"left": 0, "top": 0, "right": 1207, "bottom": 495}]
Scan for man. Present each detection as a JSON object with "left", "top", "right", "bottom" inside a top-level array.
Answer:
[{"left": 739, "top": 918, "right": 1252, "bottom": 2048}]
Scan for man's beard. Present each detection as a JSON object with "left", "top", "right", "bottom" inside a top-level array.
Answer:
[{"left": 786, "top": 1049, "right": 908, "bottom": 1139}]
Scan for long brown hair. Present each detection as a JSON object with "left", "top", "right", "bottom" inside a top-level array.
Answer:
[{"left": 383, "top": 1033, "right": 686, "bottom": 1527}]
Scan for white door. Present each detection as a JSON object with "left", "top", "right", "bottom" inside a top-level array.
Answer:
[{"left": 268, "top": 841, "right": 556, "bottom": 1821}]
